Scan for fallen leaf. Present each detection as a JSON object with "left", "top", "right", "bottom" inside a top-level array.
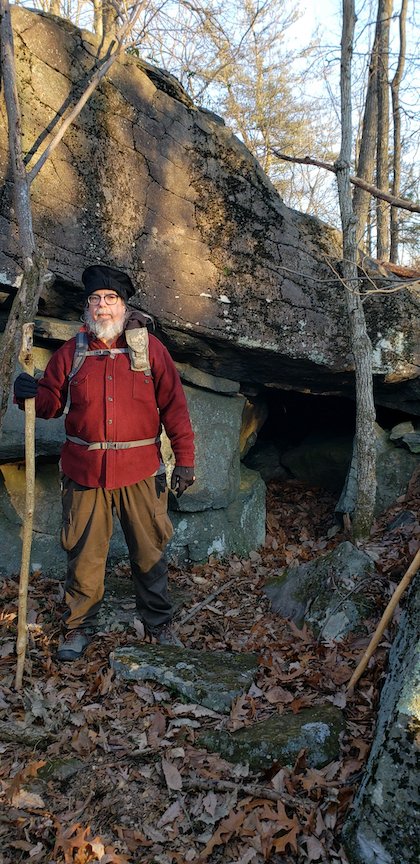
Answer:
[
  {"left": 304, "top": 834, "right": 325, "bottom": 860},
  {"left": 90, "top": 839, "right": 106, "bottom": 857},
  {"left": 161, "top": 757, "right": 183, "bottom": 791},
  {"left": 11, "top": 789, "right": 45, "bottom": 810},
  {"left": 199, "top": 808, "right": 245, "bottom": 859},
  {"left": 272, "top": 823, "right": 299, "bottom": 853},
  {"left": 29, "top": 842, "right": 44, "bottom": 857},
  {"left": 147, "top": 710, "right": 166, "bottom": 747},
  {"left": 133, "top": 617, "right": 145, "bottom": 639},
  {"left": 0, "top": 640, "right": 14, "bottom": 658},
  {"left": 265, "top": 686, "right": 294, "bottom": 704}
]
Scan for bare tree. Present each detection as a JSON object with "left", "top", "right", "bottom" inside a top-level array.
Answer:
[
  {"left": 336, "top": 0, "right": 376, "bottom": 537},
  {"left": 353, "top": 13, "right": 380, "bottom": 250},
  {"left": 0, "top": 0, "right": 145, "bottom": 437},
  {"left": 390, "top": 0, "right": 408, "bottom": 262},
  {"left": 376, "top": 0, "right": 393, "bottom": 259}
]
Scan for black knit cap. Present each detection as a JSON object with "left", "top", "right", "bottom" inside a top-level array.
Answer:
[{"left": 82, "top": 265, "right": 135, "bottom": 302}]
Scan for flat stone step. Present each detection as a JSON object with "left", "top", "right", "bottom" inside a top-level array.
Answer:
[{"left": 110, "top": 644, "right": 258, "bottom": 713}]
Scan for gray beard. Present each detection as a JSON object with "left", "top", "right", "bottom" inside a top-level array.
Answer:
[{"left": 84, "top": 308, "right": 129, "bottom": 342}]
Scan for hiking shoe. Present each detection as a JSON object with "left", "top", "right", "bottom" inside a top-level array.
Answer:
[
  {"left": 57, "top": 629, "right": 92, "bottom": 661},
  {"left": 147, "top": 623, "right": 183, "bottom": 647}
]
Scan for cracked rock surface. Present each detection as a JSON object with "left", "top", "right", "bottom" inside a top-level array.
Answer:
[{"left": 1, "top": 7, "right": 419, "bottom": 412}]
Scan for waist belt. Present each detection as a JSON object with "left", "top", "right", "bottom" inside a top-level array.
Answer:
[{"left": 66, "top": 435, "right": 159, "bottom": 451}]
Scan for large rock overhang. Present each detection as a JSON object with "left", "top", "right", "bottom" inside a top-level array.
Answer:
[{"left": 0, "top": 7, "right": 419, "bottom": 414}]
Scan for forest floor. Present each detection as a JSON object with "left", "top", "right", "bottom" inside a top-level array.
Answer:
[{"left": 0, "top": 476, "right": 419, "bottom": 864}]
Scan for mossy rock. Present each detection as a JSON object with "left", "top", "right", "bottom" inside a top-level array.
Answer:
[
  {"left": 110, "top": 644, "right": 258, "bottom": 713},
  {"left": 199, "top": 703, "right": 344, "bottom": 770},
  {"left": 265, "top": 541, "right": 376, "bottom": 641}
]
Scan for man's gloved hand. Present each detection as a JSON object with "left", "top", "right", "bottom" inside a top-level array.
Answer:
[
  {"left": 14, "top": 373, "right": 38, "bottom": 400},
  {"left": 171, "top": 466, "right": 195, "bottom": 498}
]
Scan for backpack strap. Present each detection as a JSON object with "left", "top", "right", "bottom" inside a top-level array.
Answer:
[
  {"left": 64, "top": 331, "right": 89, "bottom": 415},
  {"left": 64, "top": 329, "right": 148, "bottom": 415},
  {"left": 64, "top": 331, "right": 130, "bottom": 414}
]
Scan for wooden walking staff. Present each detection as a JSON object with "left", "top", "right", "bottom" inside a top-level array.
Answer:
[
  {"left": 15, "top": 323, "right": 36, "bottom": 691},
  {"left": 347, "top": 546, "right": 420, "bottom": 694}
]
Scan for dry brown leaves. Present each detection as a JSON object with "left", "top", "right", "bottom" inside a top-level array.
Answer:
[{"left": 0, "top": 478, "right": 418, "bottom": 864}]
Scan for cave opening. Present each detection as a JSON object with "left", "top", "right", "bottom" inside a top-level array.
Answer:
[{"left": 241, "top": 387, "right": 416, "bottom": 496}]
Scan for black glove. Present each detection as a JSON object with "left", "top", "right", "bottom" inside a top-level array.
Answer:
[
  {"left": 171, "top": 466, "right": 195, "bottom": 498},
  {"left": 14, "top": 373, "right": 38, "bottom": 400},
  {"left": 155, "top": 473, "right": 167, "bottom": 499}
]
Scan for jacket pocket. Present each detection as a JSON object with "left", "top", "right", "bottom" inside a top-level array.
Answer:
[
  {"left": 69, "top": 373, "right": 89, "bottom": 406},
  {"left": 132, "top": 371, "right": 155, "bottom": 401}
]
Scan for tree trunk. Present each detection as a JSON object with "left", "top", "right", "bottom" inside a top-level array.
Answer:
[
  {"left": 353, "top": 15, "right": 379, "bottom": 251},
  {"left": 49, "top": 0, "right": 61, "bottom": 15},
  {"left": 15, "top": 323, "right": 36, "bottom": 691},
  {"left": 0, "top": 0, "right": 47, "bottom": 434},
  {"left": 336, "top": 0, "right": 376, "bottom": 539},
  {"left": 102, "top": 0, "right": 120, "bottom": 40},
  {"left": 93, "top": 0, "right": 103, "bottom": 38},
  {"left": 390, "top": 0, "right": 408, "bottom": 263},
  {"left": 376, "top": 0, "right": 393, "bottom": 260}
]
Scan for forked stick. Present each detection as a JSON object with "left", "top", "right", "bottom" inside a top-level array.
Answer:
[{"left": 15, "top": 323, "right": 36, "bottom": 690}]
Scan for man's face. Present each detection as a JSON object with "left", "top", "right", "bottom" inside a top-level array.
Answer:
[{"left": 85, "top": 290, "right": 127, "bottom": 342}]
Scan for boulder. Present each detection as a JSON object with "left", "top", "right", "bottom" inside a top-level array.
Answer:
[
  {"left": 243, "top": 437, "right": 289, "bottom": 483},
  {"left": 163, "top": 384, "right": 246, "bottom": 512},
  {"left": 0, "top": 7, "right": 419, "bottom": 415},
  {"left": 264, "top": 541, "right": 376, "bottom": 641},
  {"left": 110, "top": 644, "right": 258, "bottom": 713},
  {"left": 281, "top": 433, "right": 353, "bottom": 492},
  {"left": 239, "top": 395, "right": 269, "bottom": 457},
  {"left": 336, "top": 423, "right": 419, "bottom": 518},
  {"left": 168, "top": 465, "right": 266, "bottom": 562},
  {"left": 343, "top": 579, "right": 420, "bottom": 864},
  {"left": 199, "top": 704, "right": 344, "bottom": 770}
]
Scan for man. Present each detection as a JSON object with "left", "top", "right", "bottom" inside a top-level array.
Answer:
[{"left": 14, "top": 265, "right": 195, "bottom": 661}]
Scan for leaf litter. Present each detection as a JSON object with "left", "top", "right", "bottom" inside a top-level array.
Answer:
[{"left": 0, "top": 477, "right": 418, "bottom": 863}]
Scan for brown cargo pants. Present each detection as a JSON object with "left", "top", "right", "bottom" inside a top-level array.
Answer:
[{"left": 60, "top": 475, "right": 174, "bottom": 632}]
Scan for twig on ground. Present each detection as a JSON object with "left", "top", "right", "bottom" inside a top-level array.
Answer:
[
  {"left": 178, "top": 576, "right": 240, "bottom": 625},
  {"left": 182, "top": 776, "right": 310, "bottom": 809}
]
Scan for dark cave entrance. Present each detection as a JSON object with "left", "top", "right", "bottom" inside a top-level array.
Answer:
[{"left": 241, "top": 387, "right": 415, "bottom": 496}]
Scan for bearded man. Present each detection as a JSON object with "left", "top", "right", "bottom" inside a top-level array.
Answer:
[{"left": 14, "top": 265, "right": 195, "bottom": 661}]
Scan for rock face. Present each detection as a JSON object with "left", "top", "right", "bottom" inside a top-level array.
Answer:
[
  {"left": 264, "top": 542, "right": 377, "bottom": 641},
  {"left": 0, "top": 7, "right": 419, "bottom": 414},
  {"left": 343, "top": 580, "right": 420, "bottom": 864},
  {"left": 336, "top": 423, "right": 419, "bottom": 518}
]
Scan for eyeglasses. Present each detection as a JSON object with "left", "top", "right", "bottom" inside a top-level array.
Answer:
[{"left": 87, "top": 293, "right": 120, "bottom": 306}]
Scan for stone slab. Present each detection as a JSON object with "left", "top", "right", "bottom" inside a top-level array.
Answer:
[
  {"left": 166, "top": 386, "right": 246, "bottom": 512},
  {"left": 175, "top": 362, "right": 240, "bottom": 394},
  {"left": 110, "top": 644, "right": 258, "bottom": 713},
  {"left": 200, "top": 703, "right": 344, "bottom": 770}
]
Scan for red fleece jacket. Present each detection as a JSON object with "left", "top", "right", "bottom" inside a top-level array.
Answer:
[{"left": 32, "top": 330, "right": 194, "bottom": 489}]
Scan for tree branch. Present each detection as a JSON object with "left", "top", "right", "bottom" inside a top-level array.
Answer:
[
  {"left": 182, "top": 776, "right": 309, "bottom": 810},
  {"left": 271, "top": 150, "right": 420, "bottom": 213},
  {"left": 27, "top": 2, "right": 145, "bottom": 183}
]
